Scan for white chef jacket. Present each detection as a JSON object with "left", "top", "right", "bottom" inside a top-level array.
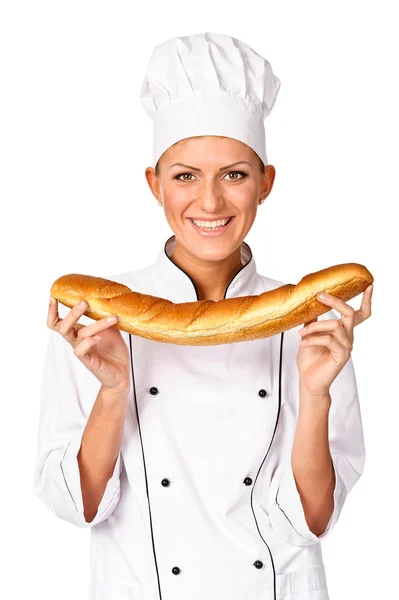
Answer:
[{"left": 33, "top": 234, "right": 365, "bottom": 600}]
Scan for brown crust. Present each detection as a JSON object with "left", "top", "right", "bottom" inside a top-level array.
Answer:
[{"left": 50, "top": 263, "right": 374, "bottom": 346}]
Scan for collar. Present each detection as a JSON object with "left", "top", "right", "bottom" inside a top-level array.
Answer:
[{"left": 151, "top": 235, "right": 258, "bottom": 303}]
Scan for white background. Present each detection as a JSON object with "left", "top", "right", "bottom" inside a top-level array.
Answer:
[{"left": 1, "top": 1, "right": 397, "bottom": 598}]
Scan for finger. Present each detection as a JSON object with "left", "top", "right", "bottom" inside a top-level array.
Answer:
[
  {"left": 315, "top": 291, "right": 355, "bottom": 334},
  {"left": 316, "top": 291, "right": 355, "bottom": 320},
  {"left": 299, "top": 319, "right": 352, "bottom": 351},
  {"left": 47, "top": 296, "right": 61, "bottom": 329},
  {"left": 73, "top": 335, "right": 102, "bottom": 361},
  {"left": 48, "top": 297, "right": 80, "bottom": 345},
  {"left": 76, "top": 314, "right": 118, "bottom": 339},
  {"left": 299, "top": 334, "right": 350, "bottom": 364},
  {"left": 57, "top": 300, "right": 88, "bottom": 342},
  {"left": 354, "top": 283, "right": 373, "bottom": 327}
]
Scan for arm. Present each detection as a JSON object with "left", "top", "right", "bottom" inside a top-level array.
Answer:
[
  {"left": 291, "top": 389, "right": 335, "bottom": 537},
  {"left": 77, "top": 386, "right": 128, "bottom": 523},
  {"left": 268, "top": 310, "right": 366, "bottom": 547},
  {"left": 33, "top": 325, "right": 126, "bottom": 528}
]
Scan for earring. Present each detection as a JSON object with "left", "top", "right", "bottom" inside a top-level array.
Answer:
[
  {"left": 259, "top": 199, "right": 264, "bottom": 204},
  {"left": 158, "top": 201, "right": 163, "bottom": 207}
]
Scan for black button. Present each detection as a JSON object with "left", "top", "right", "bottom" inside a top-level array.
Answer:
[
  {"left": 150, "top": 387, "right": 159, "bottom": 395},
  {"left": 254, "top": 560, "right": 263, "bottom": 569},
  {"left": 161, "top": 478, "right": 170, "bottom": 487},
  {"left": 172, "top": 566, "right": 180, "bottom": 575},
  {"left": 243, "top": 477, "right": 253, "bottom": 486},
  {"left": 258, "top": 389, "right": 267, "bottom": 397}
]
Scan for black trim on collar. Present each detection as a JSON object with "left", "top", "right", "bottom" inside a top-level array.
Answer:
[
  {"left": 163, "top": 235, "right": 255, "bottom": 301},
  {"left": 163, "top": 236, "right": 200, "bottom": 300}
]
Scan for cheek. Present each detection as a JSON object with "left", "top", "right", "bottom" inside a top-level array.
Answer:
[
  {"left": 165, "top": 198, "right": 200, "bottom": 229},
  {"left": 161, "top": 191, "right": 190, "bottom": 225},
  {"left": 229, "top": 193, "right": 258, "bottom": 219},
  {"left": 162, "top": 183, "right": 194, "bottom": 208},
  {"left": 226, "top": 181, "right": 258, "bottom": 204}
]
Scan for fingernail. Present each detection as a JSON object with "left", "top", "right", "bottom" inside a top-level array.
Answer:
[
  {"left": 78, "top": 300, "right": 86, "bottom": 309},
  {"left": 106, "top": 315, "right": 116, "bottom": 322},
  {"left": 318, "top": 292, "right": 327, "bottom": 299}
]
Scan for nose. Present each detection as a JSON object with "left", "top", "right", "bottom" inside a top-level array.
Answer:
[{"left": 196, "top": 180, "right": 225, "bottom": 214}]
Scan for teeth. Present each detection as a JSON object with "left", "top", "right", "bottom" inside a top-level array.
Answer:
[{"left": 191, "top": 218, "right": 231, "bottom": 228}]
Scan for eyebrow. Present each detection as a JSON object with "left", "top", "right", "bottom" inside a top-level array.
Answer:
[{"left": 169, "top": 161, "right": 253, "bottom": 172}]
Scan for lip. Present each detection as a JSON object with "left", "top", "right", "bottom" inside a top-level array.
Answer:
[
  {"left": 187, "top": 217, "right": 234, "bottom": 221},
  {"left": 187, "top": 216, "right": 235, "bottom": 237}
]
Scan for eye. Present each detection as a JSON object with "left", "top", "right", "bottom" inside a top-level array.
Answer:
[
  {"left": 224, "top": 170, "right": 247, "bottom": 181},
  {"left": 175, "top": 170, "right": 248, "bottom": 182},
  {"left": 175, "top": 172, "right": 195, "bottom": 181}
]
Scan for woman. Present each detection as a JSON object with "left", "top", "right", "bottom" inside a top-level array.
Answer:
[{"left": 34, "top": 32, "right": 373, "bottom": 600}]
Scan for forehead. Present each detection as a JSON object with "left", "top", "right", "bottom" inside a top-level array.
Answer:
[{"left": 163, "top": 136, "right": 256, "bottom": 165}]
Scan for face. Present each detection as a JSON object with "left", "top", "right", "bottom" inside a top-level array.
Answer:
[{"left": 145, "top": 136, "right": 275, "bottom": 263}]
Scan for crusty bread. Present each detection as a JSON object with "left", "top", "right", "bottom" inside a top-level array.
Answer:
[{"left": 50, "top": 263, "right": 374, "bottom": 346}]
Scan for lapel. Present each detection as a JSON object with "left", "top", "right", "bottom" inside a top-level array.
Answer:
[{"left": 150, "top": 234, "right": 259, "bottom": 302}]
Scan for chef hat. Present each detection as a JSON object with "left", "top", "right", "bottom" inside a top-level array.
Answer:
[{"left": 139, "top": 32, "right": 281, "bottom": 168}]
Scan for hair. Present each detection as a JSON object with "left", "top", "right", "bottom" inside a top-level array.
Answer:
[{"left": 154, "top": 138, "right": 265, "bottom": 177}]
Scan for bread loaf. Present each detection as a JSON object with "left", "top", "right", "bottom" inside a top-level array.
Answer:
[{"left": 50, "top": 263, "right": 374, "bottom": 346}]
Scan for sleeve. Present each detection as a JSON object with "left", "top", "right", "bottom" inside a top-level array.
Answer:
[
  {"left": 267, "top": 309, "right": 366, "bottom": 546},
  {"left": 33, "top": 309, "right": 123, "bottom": 528}
]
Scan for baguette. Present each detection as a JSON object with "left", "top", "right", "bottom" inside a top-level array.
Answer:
[{"left": 50, "top": 263, "right": 374, "bottom": 346}]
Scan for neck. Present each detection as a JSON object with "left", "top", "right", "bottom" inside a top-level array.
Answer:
[{"left": 170, "top": 238, "right": 243, "bottom": 302}]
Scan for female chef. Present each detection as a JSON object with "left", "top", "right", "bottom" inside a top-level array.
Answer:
[{"left": 34, "top": 32, "right": 373, "bottom": 600}]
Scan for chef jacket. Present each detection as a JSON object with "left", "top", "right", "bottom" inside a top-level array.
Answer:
[{"left": 33, "top": 234, "right": 365, "bottom": 600}]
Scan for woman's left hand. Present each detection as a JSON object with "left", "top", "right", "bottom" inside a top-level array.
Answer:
[{"left": 296, "top": 284, "right": 373, "bottom": 396}]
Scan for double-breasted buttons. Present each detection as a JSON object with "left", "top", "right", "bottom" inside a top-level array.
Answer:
[{"left": 153, "top": 382, "right": 264, "bottom": 578}]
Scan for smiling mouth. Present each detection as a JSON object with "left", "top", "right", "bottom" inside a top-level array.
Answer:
[{"left": 189, "top": 217, "right": 234, "bottom": 230}]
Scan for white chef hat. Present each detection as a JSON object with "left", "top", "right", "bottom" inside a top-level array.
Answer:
[{"left": 139, "top": 32, "right": 281, "bottom": 168}]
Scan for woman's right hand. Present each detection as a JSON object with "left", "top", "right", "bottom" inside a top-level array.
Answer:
[{"left": 47, "top": 296, "right": 130, "bottom": 392}]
